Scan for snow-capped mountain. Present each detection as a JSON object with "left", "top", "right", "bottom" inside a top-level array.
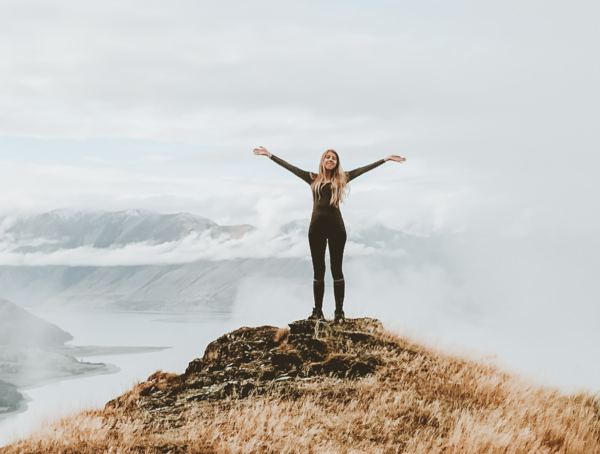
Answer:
[{"left": 0, "top": 209, "right": 254, "bottom": 253}]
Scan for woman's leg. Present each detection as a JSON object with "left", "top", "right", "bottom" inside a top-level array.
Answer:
[
  {"left": 308, "top": 226, "right": 327, "bottom": 319},
  {"left": 328, "top": 228, "right": 346, "bottom": 281},
  {"left": 328, "top": 228, "right": 347, "bottom": 322},
  {"left": 333, "top": 278, "right": 345, "bottom": 322},
  {"left": 308, "top": 227, "right": 327, "bottom": 281},
  {"left": 310, "top": 279, "right": 325, "bottom": 319}
]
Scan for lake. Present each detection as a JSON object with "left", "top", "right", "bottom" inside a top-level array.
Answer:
[{"left": 0, "top": 309, "right": 247, "bottom": 447}]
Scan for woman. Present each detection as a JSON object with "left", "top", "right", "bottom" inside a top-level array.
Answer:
[{"left": 253, "top": 146, "right": 405, "bottom": 322}]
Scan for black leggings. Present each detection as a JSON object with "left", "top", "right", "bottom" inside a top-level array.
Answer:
[{"left": 308, "top": 223, "right": 347, "bottom": 281}]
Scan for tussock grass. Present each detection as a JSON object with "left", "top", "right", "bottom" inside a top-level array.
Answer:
[{"left": 2, "top": 329, "right": 599, "bottom": 454}]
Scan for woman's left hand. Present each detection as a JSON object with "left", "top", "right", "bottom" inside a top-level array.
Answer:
[{"left": 385, "top": 155, "right": 406, "bottom": 163}]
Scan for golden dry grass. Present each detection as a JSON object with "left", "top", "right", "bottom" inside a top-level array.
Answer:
[{"left": 2, "top": 329, "right": 599, "bottom": 454}]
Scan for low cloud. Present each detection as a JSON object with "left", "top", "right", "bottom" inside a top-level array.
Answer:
[
  {"left": 232, "top": 232, "right": 600, "bottom": 391},
  {"left": 0, "top": 228, "right": 406, "bottom": 267}
]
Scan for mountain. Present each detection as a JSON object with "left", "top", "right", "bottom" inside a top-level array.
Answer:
[
  {"left": 0, "top": 209, "right": 254, "bottom": 253},
  {"left": 0, "top": 210, "right": 263, "bottom": 310},
  {"left": 0, "top": 211, "right": 309, "bottom": 311},
  {"left": 2, "top": 318, "right": 598, "bottom": 453},
  {"left": 0, "top": 210, "right": 458, "bottom": 312},
  {"left": 0, "top": 298, "right": 72, "bottom": 347}
]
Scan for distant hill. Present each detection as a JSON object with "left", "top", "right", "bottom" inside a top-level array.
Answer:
[
  {"left": 0, "top": 299, "right": 111, "bottom": 416},
  {"left": 0, "top": 379, "right": 22, "bottom": 414},
  {"left": 0, "top": 298, "right": 72, "bottom": 347}
]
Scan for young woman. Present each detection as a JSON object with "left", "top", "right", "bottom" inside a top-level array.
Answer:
[{"left": 253, "top": 147, "right": 405, "bottom": 322}]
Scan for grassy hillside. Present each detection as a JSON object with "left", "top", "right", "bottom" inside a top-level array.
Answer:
[{"left": 2, "top": 318, "right": 599, "bottom": 454}]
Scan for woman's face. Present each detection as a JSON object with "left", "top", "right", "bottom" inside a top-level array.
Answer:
[{"left": 323, "top": 151, "right": 338, "bottom": 171}]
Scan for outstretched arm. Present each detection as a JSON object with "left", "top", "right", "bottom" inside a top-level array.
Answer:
[
  {"left": 253, "top": 146, "right": 313, "bottom": 185},
  {"left": 346, "top": 155, "right": 406, "bottom": 182}
]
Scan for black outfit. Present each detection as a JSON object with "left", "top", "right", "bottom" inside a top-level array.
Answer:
[{"left": 270, "top": 154, "right": 385, "bottom": 319}]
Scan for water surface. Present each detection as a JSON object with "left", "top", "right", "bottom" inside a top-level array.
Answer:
[{"left": 0, "top": 310, "right": 240, "bottom": 447}]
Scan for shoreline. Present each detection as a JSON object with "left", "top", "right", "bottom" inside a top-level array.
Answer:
[
  {"left": 0, "top": 360, "right": 121, "bottom": 421},
  {"left": 0, "top": 393, "right": 30, "bottom": 421},
  {"left": 0, "top": 345, "right": 171, "bottom": 420},
  {"left": 18, "top": 361, "right": 121, "bottom": 393}
]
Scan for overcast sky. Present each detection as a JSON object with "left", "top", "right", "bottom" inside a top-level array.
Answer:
[
  {"left": 0, "top": 0, "right": 597, "bottom": 235},
  {"left": 1, "top": 1, "right": 599, "bottom": 389}
]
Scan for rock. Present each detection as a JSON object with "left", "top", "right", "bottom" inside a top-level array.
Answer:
[
  {"left": 314, "top": 354, "right": 380, "bottom": 378},
  {"left": 110, "top": 317, "right": 389, "bottom": 414},
  {"left": 288, "top": 317, "right": 382, "bottom": 337},
  {"left": 271, "top": 352, "right": 303, "bottom": 370},
  {"left": 185, "top": 358, "right": 204, "bottom": 375}
]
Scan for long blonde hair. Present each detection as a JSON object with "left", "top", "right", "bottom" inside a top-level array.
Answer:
[{"left": 311, "top": 149, "right": 348, "bottom": 207}]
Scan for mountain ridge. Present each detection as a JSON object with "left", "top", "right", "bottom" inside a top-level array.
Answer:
[{"left": 0, "top": 210, "right": 254, "bottom": 253}]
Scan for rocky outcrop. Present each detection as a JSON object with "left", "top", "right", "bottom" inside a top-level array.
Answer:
[
  {"left": 106, "top": 318, "right": 398, "bottom": 415},
  {"left": 184, "top": 318, "right": 386, "bottom": 398}
]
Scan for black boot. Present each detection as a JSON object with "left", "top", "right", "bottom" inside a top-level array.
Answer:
[
  {"left": 333, "top": 278, "right": 345, "bottom": 323},
  {"left": 308, "top": 279, "right": 325, "bottom": 320}
]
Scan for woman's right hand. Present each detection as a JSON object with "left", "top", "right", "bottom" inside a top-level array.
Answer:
[{"left": 253, "top": 146, "right": 272, "bottom": 158}]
